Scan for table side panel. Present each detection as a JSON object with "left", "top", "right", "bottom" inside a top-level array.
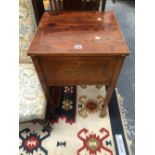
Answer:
[{"left": 39, "top": 56, "right": 118, "bottom": 85}]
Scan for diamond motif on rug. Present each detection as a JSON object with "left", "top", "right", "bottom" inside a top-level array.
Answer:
[
  {"left": 77, "top": 128, "right": 113, "bottom": 155},
  {"left": 19, "top": 127, "right": 50, "bottom": 155},
  {"left": 78, "top": 95, "right": 104, "bottom": 118},
  {"left": 52, "top": 85, "right": 77, "bottom": 125}
]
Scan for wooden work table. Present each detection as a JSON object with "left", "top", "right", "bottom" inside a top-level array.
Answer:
[{"left": 28, "top": 11, "right": 129, "bottom": 117}]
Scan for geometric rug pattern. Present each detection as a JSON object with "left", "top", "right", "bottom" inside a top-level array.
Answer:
[{"left": 19, "top": 85, "right": 128, "bottom": 155}]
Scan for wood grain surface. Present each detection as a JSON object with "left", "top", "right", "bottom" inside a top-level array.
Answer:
[
  {"left": 28, "top": 11, "right": 129, "bottom": 56},
  {"left": 39, "top": 56, "right": 118, "bottom": 85}
]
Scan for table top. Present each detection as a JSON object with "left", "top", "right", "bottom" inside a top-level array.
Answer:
[{"left": 28, "top": 11, "right": 129, "bottom": 56}]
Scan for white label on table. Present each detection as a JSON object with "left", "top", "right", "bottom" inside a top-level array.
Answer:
[
  {"left": 97, "top": 17, "right": 102, "bottom": 21},
  {"left": 95, "top": 36, "right": 101, "bottom": 40},
  {"left": 74, "top": 44, "right": 82, "bottom": 49},
  {"left": 115, "top": 134, "right": 127, "bottom": 155}
]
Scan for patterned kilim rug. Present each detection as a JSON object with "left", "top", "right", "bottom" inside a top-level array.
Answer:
[{"left": 19, "top": 85, "right": 129, "bottom": 155}]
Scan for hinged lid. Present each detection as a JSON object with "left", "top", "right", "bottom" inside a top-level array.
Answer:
[{"left": 28, "top": 11, "right": 129, "bottom": 56}]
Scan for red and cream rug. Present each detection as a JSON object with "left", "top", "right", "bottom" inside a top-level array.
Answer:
[{"left": 19, "top": 85, "right": 129, "bottom": 155}]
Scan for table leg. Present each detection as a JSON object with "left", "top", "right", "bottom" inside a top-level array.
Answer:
[
  {"left": 100, "top": 85, "right": 114, "bottom": 117},
  {"left": 100, "top": 56, "right": 125, "bottom": 117},
  {"left": 32, "top": 56, "right": 57, "bottom": 119}
]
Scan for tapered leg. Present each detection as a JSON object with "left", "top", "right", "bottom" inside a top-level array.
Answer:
[
  {"left": 100, "top": 56, "right": 125, "bottom": 117},
  {"left": 32, "top": 56, "right": 58, "bottom": 120},
  {"left": 100, "top": 85, "right": 114, "bottom": 117}
]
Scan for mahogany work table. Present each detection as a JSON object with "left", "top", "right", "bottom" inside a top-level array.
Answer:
[{"left": 28, "top": 11, "right": 129, "bottom": 117}]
